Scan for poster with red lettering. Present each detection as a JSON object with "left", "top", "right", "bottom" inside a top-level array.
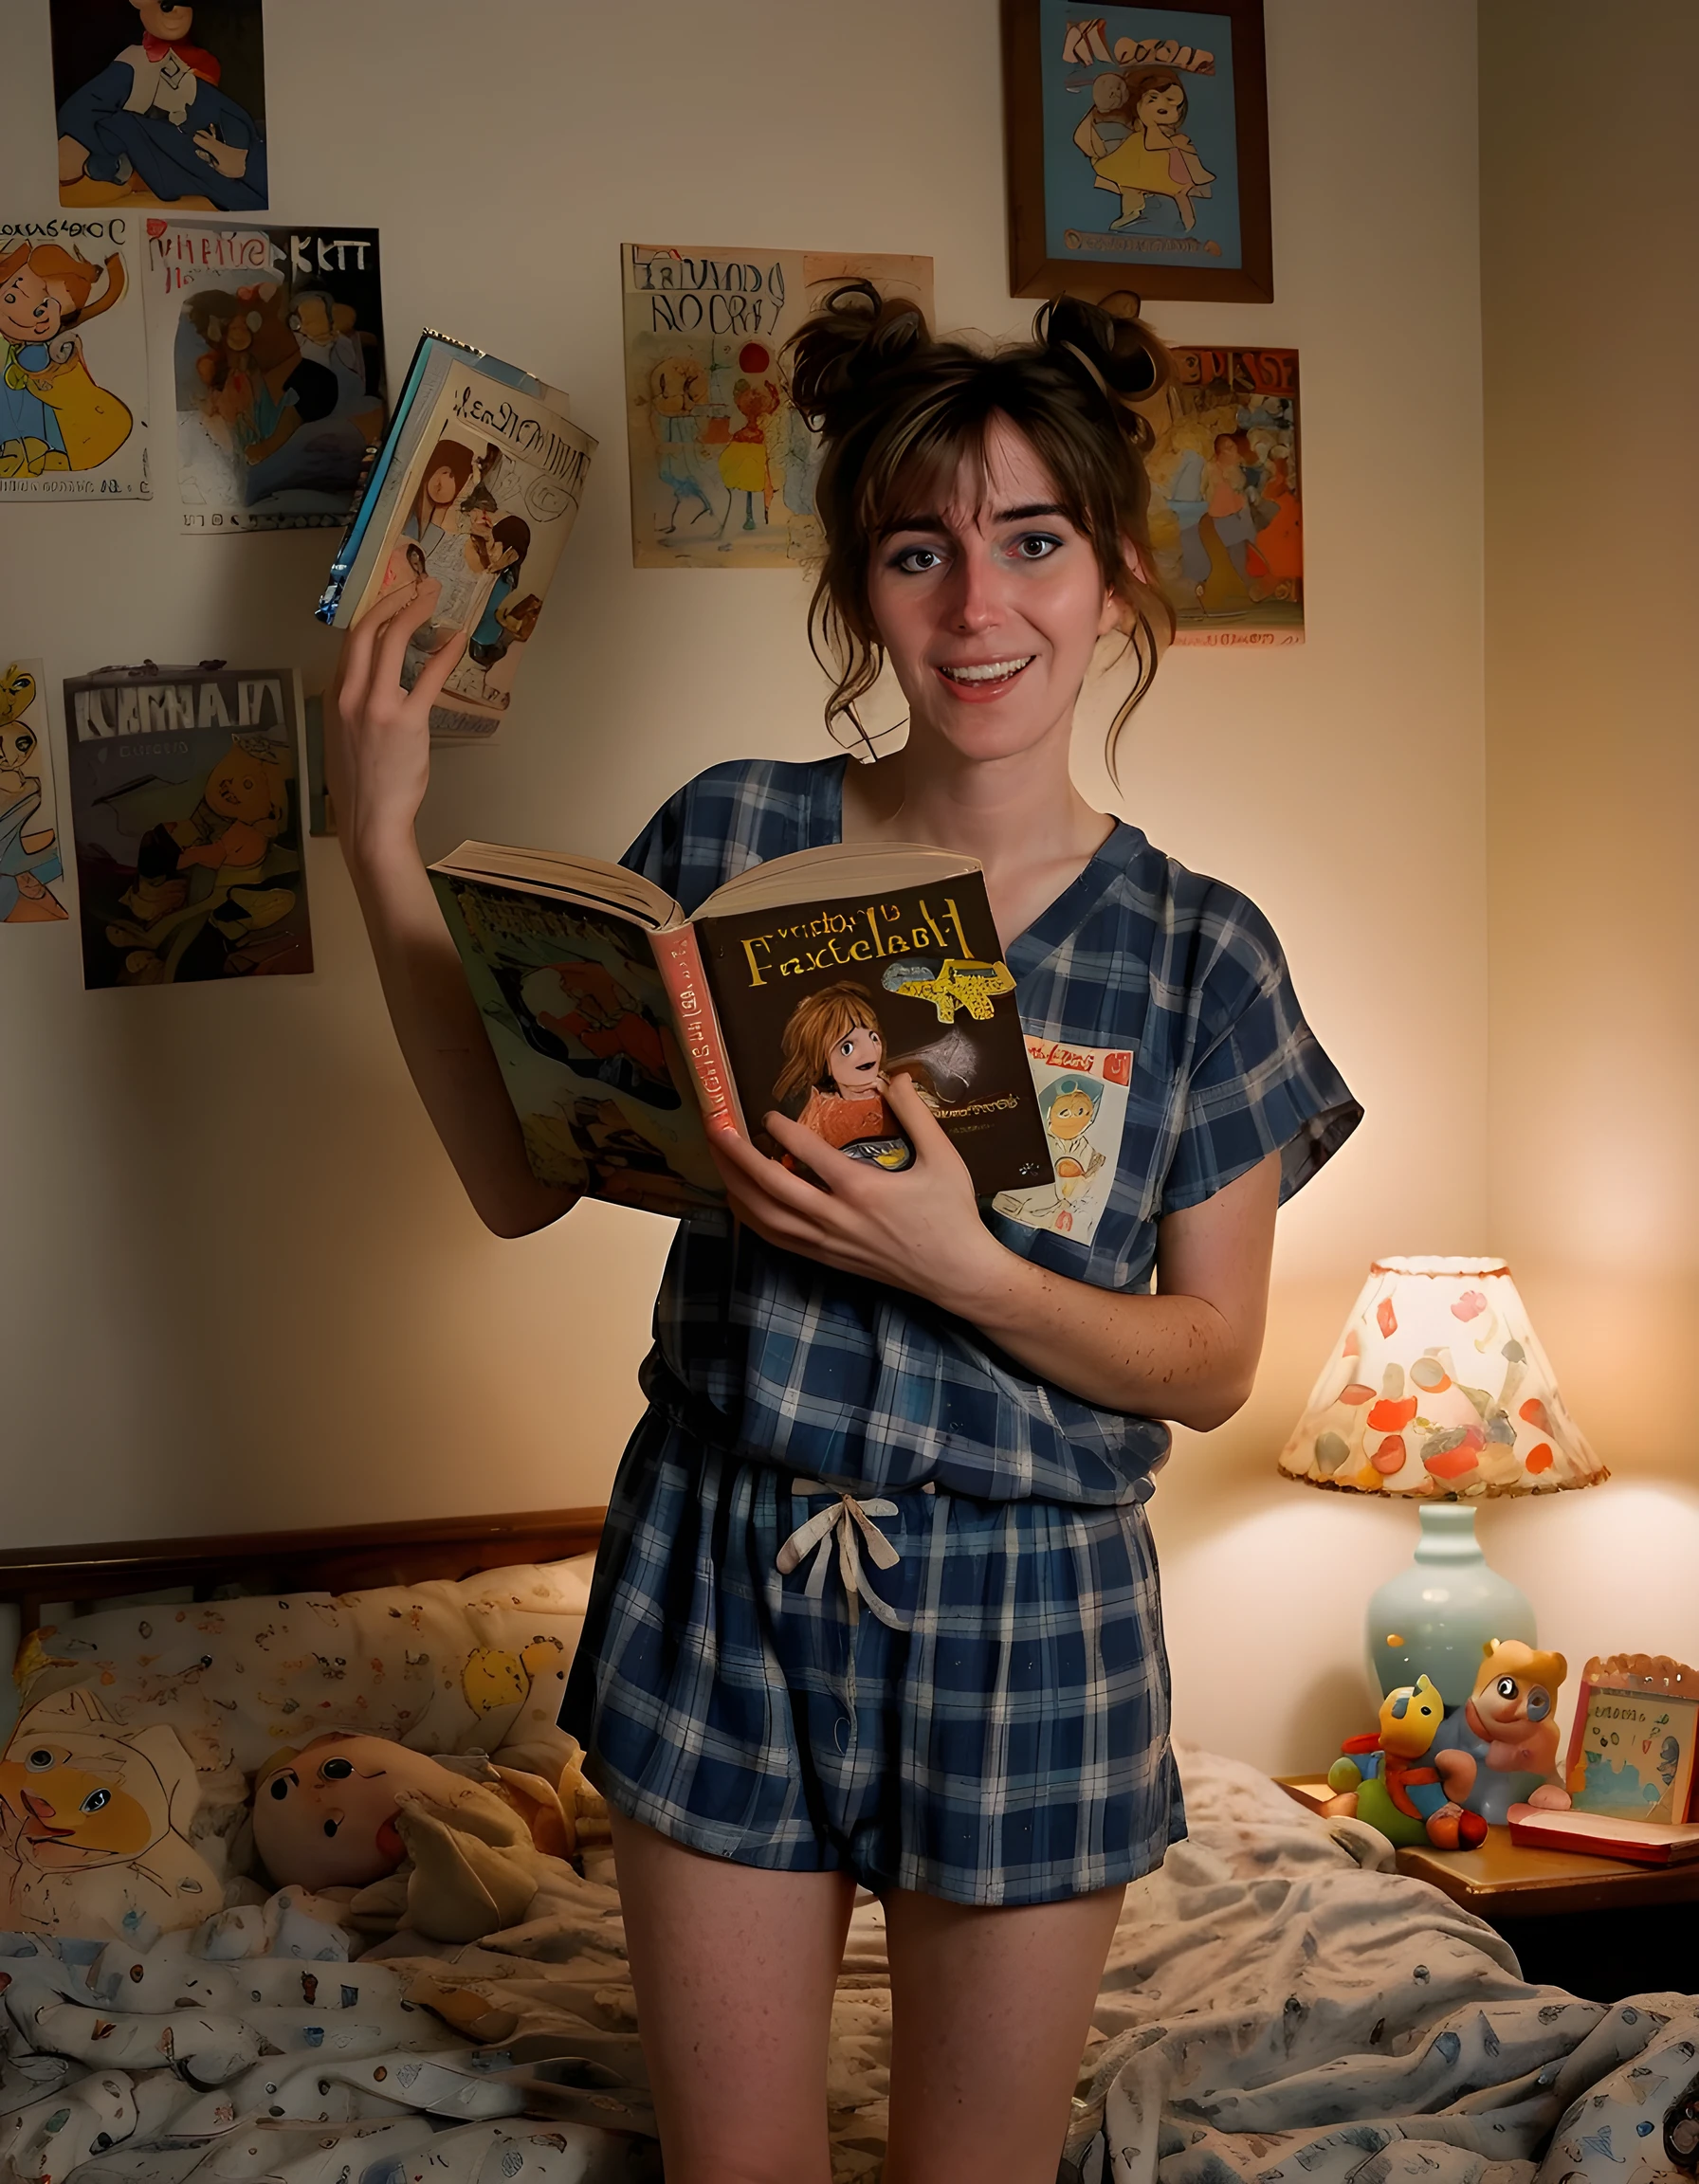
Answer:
[
  {"left": 143, "top": 220, "right": 385, "bottom": 533},
  {"left": 994, "top": 1035, "right": 1135, "bottom": 1244},
  {"left": 1136, "top": 343, "right": 1302, "bottom": 645}
]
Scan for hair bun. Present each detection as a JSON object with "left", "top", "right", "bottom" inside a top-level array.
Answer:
[
  {"left": 1038, "top": 293, "right": 1169, "bottom": 409},
  {"left": 785, "top": 280, "right": 930, "bottom": 430}
]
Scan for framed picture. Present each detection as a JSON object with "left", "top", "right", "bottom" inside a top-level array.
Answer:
[
  {"left": 1002, "top": 0, "right": 1271, "bottom": 303},
  {"left": 1564, "top": 1655, "right": 1699, "bottom": 1827}
]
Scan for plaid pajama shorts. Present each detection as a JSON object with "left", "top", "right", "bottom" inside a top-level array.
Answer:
[{"left": 558, "top": 1408, "right": 1186, "bottom": 1907}]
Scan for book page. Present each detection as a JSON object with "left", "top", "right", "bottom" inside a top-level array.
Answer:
[{"left": 348, "top": 361, "right": 594, "bottom": 740}]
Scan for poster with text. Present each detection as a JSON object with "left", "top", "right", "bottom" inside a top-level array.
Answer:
[
  {"left": 623, "top": 243, "right": 932, "bottom": 568},
  {"left": 0, "top": 661, "right": 71, "bottom": 925},
  {"left": 1, "top": 212, "right": 149, "bottom": 500},
  {"left": 52, "top": 0, "right": 268, "bottom": 214},
  {"left": 146, "top": 222, "right": 385, "bottom": 532},
  {"left": 1136, "top": 344, "right": 1302, "bottom": 646},
  {"left": 64, "top": 665, "right": 311, "bottom": 988}
]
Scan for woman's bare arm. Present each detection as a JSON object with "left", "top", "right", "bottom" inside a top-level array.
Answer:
[
  {"left": 325, "top": 584, "right": 577, "bottom": 1238},
  {"left": 708, "top": 1074, "right": 1280, "bottom": 1429}
]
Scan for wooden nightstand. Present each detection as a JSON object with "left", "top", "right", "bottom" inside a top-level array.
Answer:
[{"left": 1276, "top": 1776, "right": 1699, "bottom": 2002}]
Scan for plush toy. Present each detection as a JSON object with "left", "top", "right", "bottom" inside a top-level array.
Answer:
[
  {"left": 1325, "top": 1674, "right": 1487, "bottom": 1849},
  {"left": 251, "top": 1731, "right": 598, "bottom": 1944},
  {"left": 0, "top": 1686, "right": 223, "bottom": 1939},
  {"left": 1430, "top": 1639, "right": 1571, "bottom": 1826}
]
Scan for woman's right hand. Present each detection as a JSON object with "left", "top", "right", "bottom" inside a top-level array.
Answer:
[{"left": 324, "top": 582, "right": 466, "bottom": 870}]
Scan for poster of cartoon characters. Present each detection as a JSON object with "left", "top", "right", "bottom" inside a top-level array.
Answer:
[
  {"left": 64, "top": 664, "right": 311, "bottom": 988},
  {"left": 0, "top": 661, "right": 70, "bottom": 925},
  {"left": 434, "top": 880, "right": 723, "bottom": 1217},
  {"left": 145, "top": 222, "right": 385, "bottom": 532},
  {"left": 623, "top": 243, "right": 932, "bottom": 568},
  {"left": 1040, "top": 5, "right": 1241, "bottom": 275},
  {"left": 1, "top": 213, "right": 149, "bottom": 499},
  {"left": 51, "top": 0, "right": 267, "bottom": 214},
  {"left": 994, "top": 1036, "right": 1134, "bottom": 1244},
  {"left": 1135, "top": 345, "right": 1302, "bottom": 645}
]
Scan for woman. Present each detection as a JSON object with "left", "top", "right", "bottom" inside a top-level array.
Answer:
[
  {"left": 326, "top": 287, "right": 1360, "bottom": 2184},
  {"left": 770, "top": 980, "right": 936, "bottom": 1173},
  {"left": 1088, "top": 68, "right": 1216, "bottom": 232}
]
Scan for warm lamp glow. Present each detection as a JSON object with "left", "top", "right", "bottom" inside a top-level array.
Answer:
[{"left": 1278, "top": 1258, "right": 1607, "bottom": 1500}]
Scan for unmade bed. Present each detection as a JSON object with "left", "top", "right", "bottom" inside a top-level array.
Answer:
[{"left": 0, "top": 1513, "right": 1692, "bottom": 2184}]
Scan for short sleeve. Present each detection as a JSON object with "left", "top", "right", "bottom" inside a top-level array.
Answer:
[{"left": 1159, "top": 900, "right": 1361, "bottom": 1216}]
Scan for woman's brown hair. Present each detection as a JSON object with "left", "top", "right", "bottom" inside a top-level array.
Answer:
[{"left": 785, "top": 283, "right": 1175, "bottom": 781}]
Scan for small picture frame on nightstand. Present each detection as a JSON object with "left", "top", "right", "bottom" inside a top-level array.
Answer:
[{"left": 1565, "top": 1654, "right": 1699, "bottom": 1827}]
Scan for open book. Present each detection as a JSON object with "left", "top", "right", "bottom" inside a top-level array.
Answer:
[
  {"left": 429, "top": 839, "right": 1051, "bottom": 1217},
  {"left": 315, "top": 332, "right": 594, "bottom": 740}
]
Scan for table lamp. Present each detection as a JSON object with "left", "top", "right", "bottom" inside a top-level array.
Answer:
[{"left": 1278, "top": 1257, "right": 1608, "bottom": 1706}]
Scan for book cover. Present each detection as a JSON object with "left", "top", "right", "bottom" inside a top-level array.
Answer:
[
  {"left": 622, "top": 242, "right": 931, "bottom": 569},
  {"left": 143, "top": 220, "right": 385, "bottom": 533},
  {"left": 1, "top": 211, "right": 149, "bottom": 500},
  {"left": 64, "top": 664, "right": 311, "bottom": 988},
  {"left": 320, "top": 335, "right": 594, "bottom": 741},
  {"left": 1507, "top": 1808, "right": 1699, "bottom": 1866},
  {"left": 0, "top": 660, "right": 71, "bottom": 923},
  {"left": 696, "top": 875, "right": 1050, "bottom": 1195},
  {"left": 51, "top": 0, "right": 268, "bottom": 214},
  {"left": 430, "top": 872, "right": 724, "bottom": 1218}
]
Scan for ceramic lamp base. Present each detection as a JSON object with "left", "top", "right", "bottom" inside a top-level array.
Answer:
[{"left": 1366, "top": 1502, "right": 1536, "bottom": 1707}]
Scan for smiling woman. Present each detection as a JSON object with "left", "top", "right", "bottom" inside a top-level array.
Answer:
[{"left": 326, "top": 282, "right": 1362, "bottom": 2184}]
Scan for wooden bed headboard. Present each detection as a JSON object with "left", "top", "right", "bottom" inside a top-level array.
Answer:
[{"left": 0, "top": 1507, "right": 608, "bottom": 1636}]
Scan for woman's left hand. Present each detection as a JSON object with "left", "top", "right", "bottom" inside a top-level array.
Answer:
[{"left": 708, "top": 1072, "right": 1007, "bottom": 1312}]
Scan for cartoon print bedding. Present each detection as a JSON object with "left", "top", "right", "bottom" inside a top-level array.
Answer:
[{"left": 3, "top": 1564, "right": 1696, "bottom": 2184}]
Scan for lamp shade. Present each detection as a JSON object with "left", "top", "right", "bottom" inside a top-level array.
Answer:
[{"left": 1278, "top": 1257, "right": 1607, "bottom": 1499}]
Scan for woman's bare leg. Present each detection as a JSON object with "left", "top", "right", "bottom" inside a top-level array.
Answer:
[
  {"left": 610, "top": 1809, "right": 858, "bottom": 2184},
  {"left": 882, "top": 1882, "right": 1124, "bottom": 2184}
]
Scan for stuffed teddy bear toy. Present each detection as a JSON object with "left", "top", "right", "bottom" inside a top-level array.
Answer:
[
  {"left": 1430, "top": 1639, "right": 1571, "bottom": 1826},
  {"left": 250, "top": 1731, "right": 606, "bottom": 1944}
]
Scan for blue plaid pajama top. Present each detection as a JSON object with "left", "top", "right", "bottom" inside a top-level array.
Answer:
[{"left": 561, "top": 755, "right": 1361, "bottom": 1904}]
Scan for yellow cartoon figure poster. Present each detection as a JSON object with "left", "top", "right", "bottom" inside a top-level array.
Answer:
[
  {"left": 1, "top": 213, "right": 149, "bottom": 499},
  {"left": 0, "top": 660, "right": 70, "bottom": 924},
  {"left": 623, "top": 243, "right": 932, "bottom": 569}
]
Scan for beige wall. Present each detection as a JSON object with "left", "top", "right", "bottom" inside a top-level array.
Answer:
[
  {"left": 7, "top": 0, "right": 1635, "bottom": 1776},
  {"left": 1476, "top": 0, "right": 1699, "bottom": 1705}
]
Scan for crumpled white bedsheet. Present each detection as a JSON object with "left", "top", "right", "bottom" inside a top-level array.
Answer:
[{"left": 5, "top": 1747, "right": 1694, "bottom": 2184}]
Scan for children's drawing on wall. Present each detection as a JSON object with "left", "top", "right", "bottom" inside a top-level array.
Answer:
[
  {"left": 623, "top": 244, "right": 933, "bottom": 568},
  {"left": 1135, "top": 344, "right": 1302, "bottom": 645},
  {"left": 0, "top": 662, "right": 70, "bottom": 924},
  {"left": 52, "top": 0, "right": 268, "bottom": 213},
  {"left": 146, "top": 222, "right": 384, "bottom": 531},
  {"left": 0, "top": 214, "right": 149, "bottom": 499},
  {"left": 994, "top": 1037, "right": 1134, "bottom": 1245},
  {"left": 1039, "top": 5, "right": 1242, "bottom": 273},
  {"left": 64, "top": 665, "right": 312, "bottom": 988}
]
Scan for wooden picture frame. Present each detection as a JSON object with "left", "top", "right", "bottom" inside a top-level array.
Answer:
[
  {"left": 1564, "top": 1655, "right": 1699, "bottom": 1828},
  {"left": 1002, "top": 0, "right": 1272, "bottom": 303}
]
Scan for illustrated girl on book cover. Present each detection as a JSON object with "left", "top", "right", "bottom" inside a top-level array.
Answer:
[{"left": 770, "top": 981, "right": 937, "bottom": 1174}]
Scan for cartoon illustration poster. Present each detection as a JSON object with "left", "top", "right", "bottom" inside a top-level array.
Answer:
[
  {"left": 1039, "top": 4, "right": 1241, "bottom": 275},
  {"left": 1, "top": 213, "right": 149, "bottom": 500},
  {"left": 51, "top": 0, "right": 267, "bottom": 214},
  {"left": 145, "top": 222, "right": 385, "bottom": 532},
  {"left": 623, "top": 243, "right": 933, "bottom": 568},
  {"left": 1135, "top": 345, "right": 1302, "bottom": 646},
  {"left": 994, "top": 1036, "right": 1134, "bottom": 1244},
  {"left": 64, "top": 664, "right": 312, "bottom": 988},
  {"left": 0, "top": 662, "right": 71, "bottom": 925}
]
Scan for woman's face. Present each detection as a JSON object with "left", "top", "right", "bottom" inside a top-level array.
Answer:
[
  {"left": 868, "top": 414, "right": 1122, "bottom": 772},
  {"left": 427, "top": 464, "right": 459, "bottom": 507},
  {"left": 827, "top": 1023, "right": 883, "bottom": 1096}
]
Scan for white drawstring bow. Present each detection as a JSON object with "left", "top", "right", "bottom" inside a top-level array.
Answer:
[{"left": 776, "top": 1483, "right": 906, "bottom": 1629}]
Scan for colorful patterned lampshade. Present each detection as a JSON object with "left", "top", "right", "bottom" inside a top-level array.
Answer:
[{"left": 1278, "top": 1257, "right": 1608, "bottom": 1500}]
